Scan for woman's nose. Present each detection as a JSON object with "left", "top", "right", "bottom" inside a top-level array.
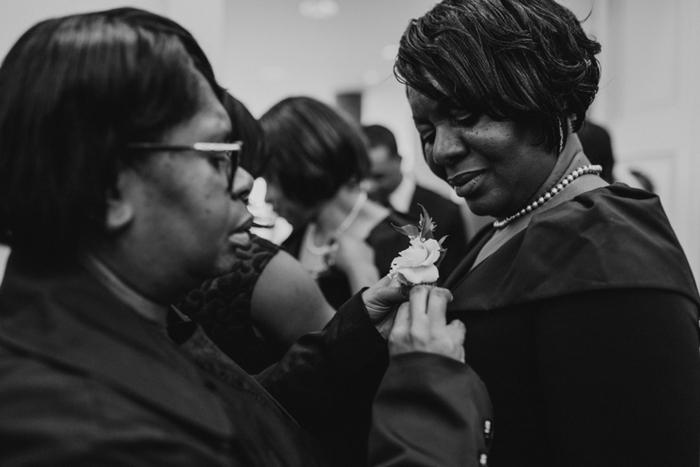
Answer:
[
  {"left": 231, "top": 167, "right": 254, "bottom": 200},
  {"left": 432, "top": 126, "right": 466, "bottom": 168}
]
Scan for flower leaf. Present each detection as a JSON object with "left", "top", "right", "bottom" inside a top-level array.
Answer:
[
  {"left": 417, "top": 204, "right": 436, "bottom": 240},
  {"left": 436, "top": 247, "right": 448, "bottom": 268},
  {"left": 392, "top": 223, "right": 421, "bottom": 238}
]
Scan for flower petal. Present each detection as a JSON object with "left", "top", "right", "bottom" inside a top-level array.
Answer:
[{"left": 397, "top": 265, "right": 439, "bottom": 284}]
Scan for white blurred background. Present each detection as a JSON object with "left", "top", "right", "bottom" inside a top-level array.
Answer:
[{"left": 1, "top": 0, "right": 699, "bottom": 284}]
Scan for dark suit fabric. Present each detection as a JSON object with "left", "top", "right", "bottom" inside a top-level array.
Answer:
[
  {"left": 443, "top": 184, "right": 700, "bottom": 467},
  {"left": 0, "top": 253, "right": 493, "bottom": 466},
  {"left": 405, "top": 185, "right": 468, "bottom": 283}
]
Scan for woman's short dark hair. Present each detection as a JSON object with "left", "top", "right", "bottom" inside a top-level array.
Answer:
[
  {"left": 259, "top": 96, "right": 369, "bottom": 207},
  {"left": 222, "top": 93, "right": 268, "bottom": 178},
  {"left": 0, "top": 9, "right": 211, "bottom": 255},
  {"left": 395, "top": 0, "right": 601, "bottom": 153}
]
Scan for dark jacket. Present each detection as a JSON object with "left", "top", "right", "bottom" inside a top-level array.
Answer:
[
  {"left": 444, "top": 184, "right": 700, "bottom": 467},
  {"left": 0, "top": 253, "right": 493, "bottom": 466}
]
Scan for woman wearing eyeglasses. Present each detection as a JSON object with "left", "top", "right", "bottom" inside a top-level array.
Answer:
[
  {"left": 176, "top": 93, "right": 336, "bottom": 374},
  {"left": 0, "top": 7, "right": 490, "bottom": 467}
]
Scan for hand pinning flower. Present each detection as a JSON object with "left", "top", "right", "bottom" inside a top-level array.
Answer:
[{"left": 389, "top": 205, "right": 447, "bottom": 286}]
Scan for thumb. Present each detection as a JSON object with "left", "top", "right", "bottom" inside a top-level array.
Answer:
[
  {"left": 375, "top": 273, "right": 394, "bottom": 287},
  {"left": 446, "top": 319, "right": 467, "bottom": 345},
  {"left": 445, "top": 320, "right": 466, "bottom": 363}
]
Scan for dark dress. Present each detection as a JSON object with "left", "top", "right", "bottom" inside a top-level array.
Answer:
[
  {"left": 443, "top": 184, "right": 700, "bottom": 467},
  {"left": 283, "top": 210, "right": 413, "bottom": 309},
  {"left": 175, "top": 234, "right": 283, "bottom": 374}
]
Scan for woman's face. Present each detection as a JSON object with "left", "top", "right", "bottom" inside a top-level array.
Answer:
[
  {"left": 408, "top": 87, "right": 556, "bottom": 219},
  {"left": 264, "top": 178, "right": 317, "bottom": 230}
]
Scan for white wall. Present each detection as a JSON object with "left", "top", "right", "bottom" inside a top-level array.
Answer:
[{"left": 590, "top": 0, "right": 700, "bottom": 281}]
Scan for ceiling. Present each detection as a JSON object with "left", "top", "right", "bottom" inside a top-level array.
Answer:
[{"left": 0, "top": 0, "right": 594, "bottom": 118}]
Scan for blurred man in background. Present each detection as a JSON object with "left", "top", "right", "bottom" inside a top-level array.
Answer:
[{"left": 362, "top": 124, "right": 468, "bottom": 280}]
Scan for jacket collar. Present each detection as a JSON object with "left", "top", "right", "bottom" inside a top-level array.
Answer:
[{"left": 445, "top": 185, "right": 700, "bottom": 312}]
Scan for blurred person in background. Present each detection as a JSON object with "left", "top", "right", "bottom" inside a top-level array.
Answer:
[
  {"left": 0, "top": 8, "right": 493, "bottom": 466},
  {"left": 260, "top": 96, "right": 414, "bottom": 309},
  {"left": 395, "top": 0, "right": 700, "bottom": 465},
  {"left": 362, "top": 123, "right": 469, "bottom": 279},
  {"left": 578, "top": 118, "right": 656, "bottom": 192}
]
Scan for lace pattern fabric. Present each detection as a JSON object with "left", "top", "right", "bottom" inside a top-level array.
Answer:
[{"left": 175, "top": 234, "right": 283, "bottom": 374}]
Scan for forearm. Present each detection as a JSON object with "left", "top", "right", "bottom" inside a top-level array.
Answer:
[
  {"left": 251, "top": 250, "right": 335, "bottom": 348},
  {"left": 257, "top": 292, "right": 389, "bottom": 465},
  {"left": 344, "top": 262, "right": 381, "bottom": 294}
]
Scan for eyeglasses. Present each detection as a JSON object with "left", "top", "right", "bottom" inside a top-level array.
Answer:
[{"left": 127, "top": 141, "right": 243, "bottom": 191}]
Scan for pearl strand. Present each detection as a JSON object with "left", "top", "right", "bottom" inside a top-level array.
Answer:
[{"left": 493, "top": 164, "right": 603, "bottom": 229}]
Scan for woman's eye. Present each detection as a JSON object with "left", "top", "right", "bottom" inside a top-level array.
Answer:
[
  {"left": 420, "top": 133, "right": 434, "bottom": 146},
  {"left": 208, "top": 155, "right": 228, "bottom": 171},
  {"left": 451, "top": 111, "right": 477, "bottom": 126},
  {"left": 416, "top": 126, "right": 435, "bottom": 146}
]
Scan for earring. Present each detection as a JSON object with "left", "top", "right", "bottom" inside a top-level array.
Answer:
[{"left": 557, "top": 117, "right": 565, "bottom": 154}]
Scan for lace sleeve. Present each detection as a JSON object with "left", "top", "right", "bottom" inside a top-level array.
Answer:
[{"left": 174, "top": 234, "right": 282, "bottom": 373}]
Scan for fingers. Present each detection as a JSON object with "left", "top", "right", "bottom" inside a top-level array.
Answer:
[
  {"left": 407, "top": 286, "right": 430, "bottom": 328},
  {"left": 405, "top": 286, "right": 450, "bottom": 343},
  {"left": 408, "top": 285, "right": 452, "bottom": 318},
  {"left": 392, "top": 302, "right": 411, "bottom": 338},
  {"left": 369, "top": 282, "right": 409, "bottom": 307},
  {"left": 363, "top": 275, "right": 410, "bottom": 331},
  {"left": 424, "top": 287, "right": 452, "bottom": 325},
  {"left": 388, "top": 286, "right": 466, "bottom": 363},
  {"left": 446, "top": 319, "right": 466, "bottom": 346},
  {"left": 445, "top": 320, "right": 466, "bottom": 363},
  {"left": 376, "top": 273, "right": 394, "bottom": 287}
]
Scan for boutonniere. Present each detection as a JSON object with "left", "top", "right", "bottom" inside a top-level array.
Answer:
[{"left": 389, "top": 204, "right": 447, "bottom": 286}]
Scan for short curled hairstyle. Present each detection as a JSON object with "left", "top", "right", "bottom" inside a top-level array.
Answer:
[
  {"left": 259, "top": 96, "right": 369, "bottom": 207},
  {"left": 0, "top": 9, "right": 219, "bottom": 256},
  {"left": 395, "top": 0, "right": 601, "bottom": 153}
]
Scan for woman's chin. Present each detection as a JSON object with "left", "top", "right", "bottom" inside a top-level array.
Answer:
[{"left": 464, "top": 199, "right": 494, "bottom": 218}]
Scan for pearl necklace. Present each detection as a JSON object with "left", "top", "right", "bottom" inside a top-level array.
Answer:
[
  {"left": 493, "top": 164, "right": 602, "bottom": 229},
  {"left": 305, "top": 191, "right": 368, "bottom": 255}
]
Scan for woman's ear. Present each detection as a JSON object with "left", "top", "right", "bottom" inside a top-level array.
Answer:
[{"left": 105, "top": 171, "right": 135, "bottom": 232}]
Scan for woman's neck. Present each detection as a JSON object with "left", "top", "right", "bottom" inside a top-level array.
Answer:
[
  {"left": 527, "top": 134, "right": 583, "bottom": 207},
  {"left": 312, "top": 185, "right": 388, "bottom": 244},
  {"left": 315, "top": 186, "right": 365, "bottom": 238}
]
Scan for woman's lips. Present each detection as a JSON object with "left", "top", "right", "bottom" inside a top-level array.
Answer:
[
  {"left": 228, "top": 216, "right": 254, "bottom": 246},
  {"left": 448, "top": 170, "right": 485, "bottom": 197}
]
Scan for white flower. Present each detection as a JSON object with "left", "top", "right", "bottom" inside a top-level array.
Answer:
[{"left": 390, "top": 237, "right": 442, "bottom": 285}]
